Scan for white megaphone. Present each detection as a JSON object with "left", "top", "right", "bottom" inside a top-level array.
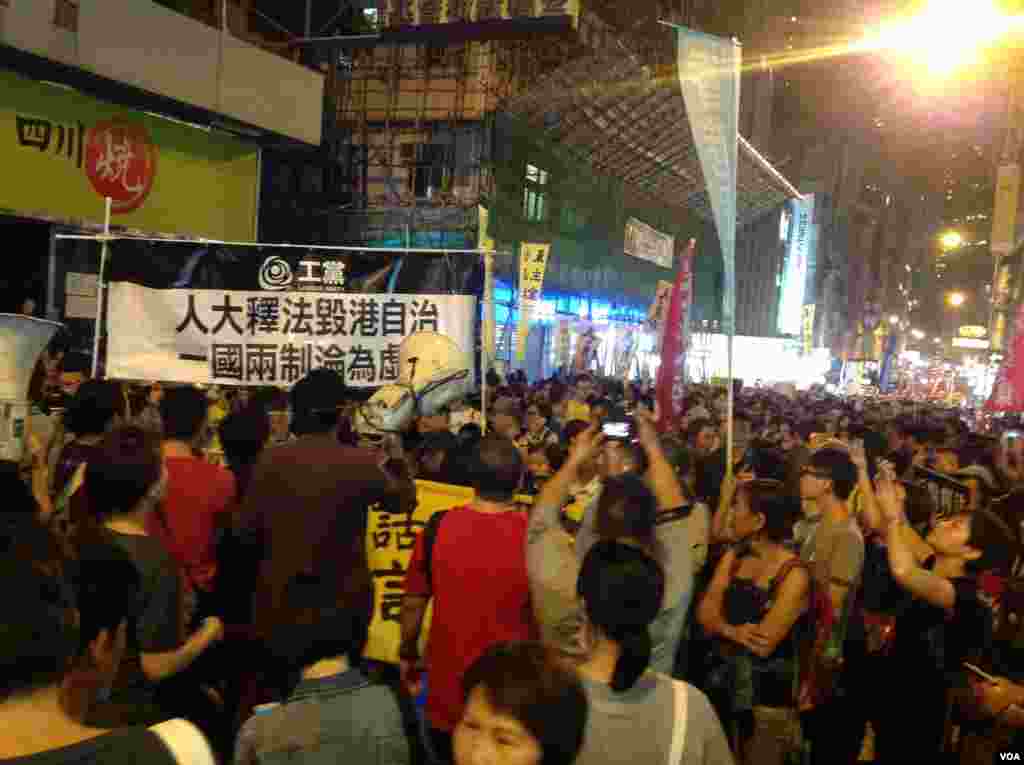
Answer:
[
  {"left": 353, "top": 331, "right": 471, "bottom": 435},
  {"left": 399, "top": 331, "right": 470, "bottom": 418},
  {"left": 0, "top": 314, "right": 63, "bottom": 462}
]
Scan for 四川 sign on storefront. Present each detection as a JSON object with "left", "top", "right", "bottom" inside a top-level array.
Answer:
[{"left": 1, "top": 69, "right": 259, "bottom": 240}]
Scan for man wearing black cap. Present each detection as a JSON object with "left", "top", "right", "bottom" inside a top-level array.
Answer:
[{"left": 238, "top": 369, "right": 401, "bottom": 644}]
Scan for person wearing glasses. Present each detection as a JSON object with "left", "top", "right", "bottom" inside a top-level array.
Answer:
[{"left": 796, "top": 448, "right": 865, "bottom": 765}]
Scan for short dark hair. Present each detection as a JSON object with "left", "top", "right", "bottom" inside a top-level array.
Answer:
[
  {"left": 219, "top": 404, "right": 271, "bottom": 467},
  {"left": 808, "top": 448, "right": 857, "bottom": 500},
  {"left": 265, "top": 571, "right": 371, "bottom": 675},
  {"left": 595, "top": 474, "right": 658, "bottom": 550},
  {"left": 0, "top": 513, "right": 77, "bottom": 699},
  {"left": 967, "top": 507, "right": 1018, "bottom": 576},
  {"left": 528, "top": 401, "right": 553, "bottom": 421},
  {"left": 290, "top": 369, "right": 346, "bottom": 435},
  {"left": 685, "top": 418, "right": 712, "bottom": 445},
  {"left": 578, "top": 542, "right": 664, "bottom": 693},
  {"left": 544, "top": 444, "right": 568, "bottom": 473},
  {"left": 64, "top": 380, "right": 123, "bottom": 436},
  {"left": 738, "top": 480, "right": 801, "bottom": 543},
  {"left": 0, "top": 459, "right": 38, "bottom": 516},
  {"left": 87, "top": 427, "right": 162, "bottom": 518},
  {"left": 159, "top": 385, "right": 209, "bottom": 441},
  {"left": 462, "top": 641, "right": 588, "bottom": 765},
  {"left": 468, "top": 435, "right": 525, "bottom": 502}
]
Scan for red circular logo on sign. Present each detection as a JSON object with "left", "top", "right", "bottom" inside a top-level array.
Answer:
[{"left": 84, "top": 120, "right": 158, "bottom": 214}]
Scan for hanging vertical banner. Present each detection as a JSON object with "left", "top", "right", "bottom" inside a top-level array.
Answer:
[
  {"left": 987, "top": 302, "right": 1024, "bottom": 412},
  {"left": 676, "top": 28, "right": 740, "bottom": 335},
  {"left": 554, "top": 318, "right": 571, "bottom": 372},
  {"left": 778, "top": 194, "right": 816, "bottom": 335},
  {"left": 478, "top": 206, "right": 496, "bottom": 362},
  {"left": 614, "top": 329, "right": 637, "bottom": 381},
  {"left": 655, "top": 240, "right": 696, "bottom": 431},
  {"left": 516, "top": 243, "right": 550, "bottom": 362},
  {"left": 648, "top": 280, "right": 674, "bottom": 335},
  {"left": 801, "top": 304, "right": 816, "bottom": 356},
  {"left": 879, "top": 331, "right": 899, "bottom": 393},
  {"left": 992, "top": 163, "right": 1021, "bottom": 256}
]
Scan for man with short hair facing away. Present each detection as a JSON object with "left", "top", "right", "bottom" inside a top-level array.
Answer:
[
  {"left": 797, "top": 447, "right": 866, "bottom": 765},
  {"left": 239, "top": 369, "right": 399, "bottom": 645},
  {"left": 151, "top": 386, "right": 237, "bottom": 604},
  {"left": 400, "top": 435, "right": 537, "bottom": 764},
  {"left": 234, "top": 570, "right": 409, "bottom": 765}
]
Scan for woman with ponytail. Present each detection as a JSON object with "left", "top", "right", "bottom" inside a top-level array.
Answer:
[{"left": 574, "top": 541, "right": 735, "bottom": 765}]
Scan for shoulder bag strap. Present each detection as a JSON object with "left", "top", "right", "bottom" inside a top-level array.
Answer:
[
  {"left": 668, "top": 679, "right": 689, "bottom": 765},
  {"left": 149, "top": 718, "right": 217, "bottom": 765}
]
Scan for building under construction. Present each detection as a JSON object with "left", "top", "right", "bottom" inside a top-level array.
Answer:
[{"left": 263, "top": 0, "right": 801, "bottom": 366}]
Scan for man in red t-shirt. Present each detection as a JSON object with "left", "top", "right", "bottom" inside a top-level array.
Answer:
[
  {"left": 148, "top": 386, "right": 235, "bottom": 597},
  {"left": 400, "top": 435, "right": 536, "bottom": 762}
]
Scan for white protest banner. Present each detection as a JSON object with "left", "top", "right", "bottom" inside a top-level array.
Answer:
[{"left": 106, "top": 285, "right": 475, "bottom": 388}]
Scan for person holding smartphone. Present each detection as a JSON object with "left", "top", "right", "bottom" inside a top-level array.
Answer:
[{"left": 870, "top": 464, "right": 1017, "bottom": 762}]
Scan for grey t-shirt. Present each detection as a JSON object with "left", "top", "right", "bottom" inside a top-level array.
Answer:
[
  {"left": 526, "top": 495, "right": 694, "bottom": 671},
  {"left": 576, "top": 674, "right": 735, "bottom": 765}
]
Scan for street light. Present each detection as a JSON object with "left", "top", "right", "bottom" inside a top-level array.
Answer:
[
  {"left": 947, "top": 292, "right": 967, "bottom": 307},
  {"left": 889, "top": 314, "right": 900, "bottom": 325},
  {"left": 859, "top": 0, "right": 1024, "bottom": 77},
  {"left": 912, "top": 329, "right": 926, "bottom": 340},
  {"left": 940, "top": 230, "right": 964, "bottom": 251}
]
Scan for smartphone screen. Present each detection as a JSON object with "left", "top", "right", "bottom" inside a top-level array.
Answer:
[{"left": 602, "top": 422, "right": 631, "bottom": 440}]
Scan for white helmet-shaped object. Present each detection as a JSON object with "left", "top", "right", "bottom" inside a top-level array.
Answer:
[
  {"left": 399, "top": 331, "right": 470, "bottom": 417},
  {"left": 354, "top": 384, "right": 415, "bottom": 436}
]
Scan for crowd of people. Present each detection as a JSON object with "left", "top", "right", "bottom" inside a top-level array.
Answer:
[{"left": 3, "top": 366, "right": 1024, "bottom": 765}]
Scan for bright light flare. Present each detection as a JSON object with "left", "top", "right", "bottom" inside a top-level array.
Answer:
[
  {"left": 940, "top": 230, "right": 964, "bottom": 250},
  {"left": 859, "top": 0, "right": 1024, "bottom": 77},
  {"left": 889, "top": 315, "right": 901, "bottom": 325},
  {"left": 947, "top": 292, "right": 966, "bottom": 307},
  {"left": 912, "top": 329, "right": 926, "bottom": 340}
]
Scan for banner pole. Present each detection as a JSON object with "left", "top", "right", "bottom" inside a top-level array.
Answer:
[
  {"left": 90, "top": 197, "right": 112, "bottom": 380},
  {"left": 726, "top": 329, "right": 735, "bottom": 480},
  {"left": 482, "top": 251, "right": 494, "bottom": 435}
]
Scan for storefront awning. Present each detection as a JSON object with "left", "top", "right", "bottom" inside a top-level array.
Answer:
[{"left": 502, "top": 49, "right": 801, "bottom": 226}]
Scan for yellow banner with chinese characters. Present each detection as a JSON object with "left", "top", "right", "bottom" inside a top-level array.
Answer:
[
  {"left": 364, "top": 480, "right": 537, "bottom": 665},
  {"left": 0, "top": 69, "right": 258, "bottom": 240},
  {"left": 801, "top": 304, "right": 816, "bottom": 356},
  {"left": 992, "top": 163, "right": 1021, "bottom": 256},
  {"left": 516, "top": 243, "right": 551, "bottom": 362}
]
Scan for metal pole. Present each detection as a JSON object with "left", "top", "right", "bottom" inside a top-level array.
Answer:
[
  {"left": 305, "top": 0, "right": 313, "bottom": 37},
  {"left": 725, "top": 331, "right": 734, "bottom": 479},
  {"left": 90, "top": 198, "right": 112, "bottom": 379},
  {"left": 482, "top": 251, "right": 494, "bottom": 435}
]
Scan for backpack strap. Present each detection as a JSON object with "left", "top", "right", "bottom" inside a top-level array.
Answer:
[
  {"left": 422, "top": 510, "right": 448, "bottom": 593},
  {"left": 668, "top": 679, "right": 690, "bottom": 765},
  {"left": 149, "top": 719, "right": 217, "bottom": 765}
]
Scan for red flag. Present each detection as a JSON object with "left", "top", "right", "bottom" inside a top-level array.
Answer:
[
  {"left": 656, "top": 239, "right": 696, "bottom": 431},
  {"left": 987, "top": 302, "right": 1024, "bottom": 411}
]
